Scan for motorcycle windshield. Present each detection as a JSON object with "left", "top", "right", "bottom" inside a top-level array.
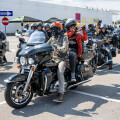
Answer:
[
  {"left": 27, "top": 31, "right": 46, "bottom": 44},
  {"left": 24, "top": 30, "right": 33, "bottom": 37}
]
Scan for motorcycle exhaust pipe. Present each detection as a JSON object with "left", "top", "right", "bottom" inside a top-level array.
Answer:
[{"left": 67, "top": 78, "right": 92, "bottom": 90}]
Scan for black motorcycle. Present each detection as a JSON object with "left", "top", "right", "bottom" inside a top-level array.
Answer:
[
  {"left": 92, "top": 36, "right": 115, "bottom": 67},
  {"left": 0, "top": 38, "right": 7, "bottom": 66},
  {"left": 112, "top": 29, "right": 120, "bottom": 49},
  {"left": 4, "top": 31, "right": 96, "bottom": 109}
]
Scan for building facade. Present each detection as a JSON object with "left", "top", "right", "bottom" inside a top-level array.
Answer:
[{"left": 0, "top": 0, "right": 112, "bottom": 33}]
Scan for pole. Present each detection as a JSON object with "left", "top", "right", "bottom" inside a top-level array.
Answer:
[{"left": 5, "top": 25, "right": 6, "bottom": 37}]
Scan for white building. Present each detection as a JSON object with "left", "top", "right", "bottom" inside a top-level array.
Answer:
[{"left": 0, "top": 0, "right": 112, "bottom": 33}]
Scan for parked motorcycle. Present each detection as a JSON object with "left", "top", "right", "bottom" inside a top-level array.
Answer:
[
  {"left": 0, "top": 37, "right": 7, "bottom": 66},
  {"left": 4, "top": 31, "right": 96, "bottom": 109}
]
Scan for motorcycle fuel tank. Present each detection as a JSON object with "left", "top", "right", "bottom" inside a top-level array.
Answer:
[{"left": 19, "top": 43, "right": 53, "bottom": 56}]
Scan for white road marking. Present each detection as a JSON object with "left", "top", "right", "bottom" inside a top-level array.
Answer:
[
  {"left": 71, "top": 90, "right": 120, "bottom": 103},
  {"left": 10, "top": 49, "right": 16, "bottom": 52},
  {"left": 0, "top": 101, "right": 6, "bottom": 105}
]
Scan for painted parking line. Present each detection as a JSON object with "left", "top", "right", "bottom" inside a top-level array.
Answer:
[
  {"left": 71, "top": 90, "right": 120, "bottom": 103},
  {"left": 10, "top": 49, "right": 16, "bottom": 52},
  {"left": 0, "top": 101, "right": 6, "bottom": 105}
]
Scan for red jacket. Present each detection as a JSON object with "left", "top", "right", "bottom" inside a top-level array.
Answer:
[{"left": 65, "top": 30, "right": 88, "bottom": 57}]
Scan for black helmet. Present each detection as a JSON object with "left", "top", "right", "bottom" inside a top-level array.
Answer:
[
  {"left": 101, "top": 24, "right": 107, "bottom": 29},
  {"left": 65, "top": 18, "right": 76, "bottom": 29},
  {"left": 36, "top": 22, "right": 43, "bottom": 28},
  {"left": 44, "top": 23, "right": 50, "bottom": 28},
  {"left": 24, "top": 24, "right": 29, "bottom": 28},
  {"left": 88, "top": 24, "right": 94, "bottom": 28}
]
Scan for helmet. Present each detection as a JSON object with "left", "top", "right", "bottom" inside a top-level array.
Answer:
[
  {"left": 36, "top": 22, "right": 43, "bottom": 28},
  {"left": 44, "top": 23, "right": 50, "bottom": 28},
  {"left": 88, "top": 24, "right": 94, "bottom": 28},
  {"left": 101, "top": 24, "right": 107, "bottom": 29},
  {"left": 31, "top": 23, "right": 36, "bottom": 27},
  {"left": 24, "top": 24, "right": 29, "bottom": 28},
  {"left": 51, "top": 21, "right": 63, "bottom": 33},
  {"left": 50, "top": 22, "right": 63, "bottom": 36},
  {"left": 65, "top": 18, "right": 76, "bottom": 29}
]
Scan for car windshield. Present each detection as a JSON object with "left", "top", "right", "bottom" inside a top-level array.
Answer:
[{"left": 27, "top": 31, "right": 46, "bottom": 44}]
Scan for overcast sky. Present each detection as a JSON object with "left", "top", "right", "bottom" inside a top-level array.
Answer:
[{"left": 30, "top": 0, "right": 120, "bottom": 10}]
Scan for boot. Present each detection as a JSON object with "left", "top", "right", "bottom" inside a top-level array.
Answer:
[
  {"left": 109, "top": 64, "right": 112, "bottom": 69},
  {"left": 70, "top": 73, "right": 76, "bottom": 82},
  {"left": 53, "top": 93, "right": 64, "bottom": 103}
]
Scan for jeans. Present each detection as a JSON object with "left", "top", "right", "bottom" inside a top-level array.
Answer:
[
  {"left": 69, "top": 50, "right": 78, "bottom": 73},
  {"left": 105, "top": 44, "right": 113, "bottom": 65},
  {"left": 57, "top": 61, "right": 65, "bottom": 93}
]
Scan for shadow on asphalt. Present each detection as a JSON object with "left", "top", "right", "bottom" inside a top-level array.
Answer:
[
  {"left": 11, "top": 90, "right": 108, "bottom": 118},
  {"left": 0, "top": 62, "right": 13, "bottom": 71},
  {"left": 11, "top": 82, "right": 120, "bottom": 118},
  {"left": 0, "top": 72, "right": 15, "bottom": 92},
  {"left": 96, "top": 63, "right": 120, "bottom": 76}
]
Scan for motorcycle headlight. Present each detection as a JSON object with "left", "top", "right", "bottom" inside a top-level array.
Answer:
[
  {"left": 28, "top": 58, "right": 34, "bottom": 65},
  {"left": 20, "top": 56, "right": 26, "bottom": 66}
]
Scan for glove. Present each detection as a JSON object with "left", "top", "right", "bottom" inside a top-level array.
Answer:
[
  {"left": 82, "top": 25, "right": 86, "bottom": 30},
  {"left": 78, "top": 57, "right": 81, "bottom": 62},
  {"left": 97, "top": 20, "right": 102, "bottom": 26}
]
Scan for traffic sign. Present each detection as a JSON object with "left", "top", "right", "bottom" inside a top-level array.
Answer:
[
  {"left": 0, "top": 11, "right": 13, "bottom": 16},
  {"left": 2, "top": 17, "right": 9, "bottom": 26}
]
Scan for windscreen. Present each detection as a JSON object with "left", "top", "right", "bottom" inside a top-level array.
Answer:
[{"left": 28, "top": 31, "right": 46, "bottom": 44}]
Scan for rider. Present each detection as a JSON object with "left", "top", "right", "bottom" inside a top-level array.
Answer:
[
  {"left": 65, "top": 19, "right": 88, "bottom": 82},
  {"left": 31, "top": 23, "right": 36, "bottom": 32},
  {"left": 47, "top": 22, "right": 69, "bottom": 103},
  {"left": 36, "top": 22, "right": 44, "bottom": 32},
  {"left": 24, "top": 24, "right": 29, "bottom": 30},
  {"left": 36, "top": 22, "right": 49, "bottom": 41},
  {"left": 87, "top": 24, "right": 96, "bottom": 37},
  {"left": 96, "top": 23, "right": 113, "bottom": 69},
  {"left": 44, "top": 23, "right": 52, "bottom": 39}
]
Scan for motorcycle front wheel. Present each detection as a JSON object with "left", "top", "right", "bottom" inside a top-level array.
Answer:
[{"left": 4, "top": 81, "right": 33, "bottom": 109}]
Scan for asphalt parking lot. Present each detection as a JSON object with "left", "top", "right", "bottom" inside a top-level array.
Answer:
[{"left": 0, "top": 36, "right": 120, "bottom": 120}]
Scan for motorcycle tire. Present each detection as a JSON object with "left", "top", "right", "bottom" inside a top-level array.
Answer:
[{"left": 4, "top": 82, "right": 33, "bottom": 109}]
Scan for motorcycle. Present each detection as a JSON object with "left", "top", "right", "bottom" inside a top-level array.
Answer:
[
  {"left": 15, "top": 30, "right": 33, "bottom": 62},
  {"left": 92, "top": 36, "right": 115, "bottom": 67},
  {"left": 112, "top": 29, "right": 120, "bottom": 49},
  {"left": 4, "top": 31, "right": 96, "bottom": 109},
  {"left": 0, "top": 38, "right": 7, "bottom": 66}
]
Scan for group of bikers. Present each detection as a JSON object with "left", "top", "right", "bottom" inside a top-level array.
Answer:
[{"left": 17, "top": 19, "right": 116, "bottom": 102}]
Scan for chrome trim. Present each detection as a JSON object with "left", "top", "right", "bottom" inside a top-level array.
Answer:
[
  {"left": 23, "top": 69, "right": 34, "bottom": 93},
  {"left": 68, "top": 78, "right": 92, "bottom": 90},
  {"left": 4, "top": 79, "right": 10, "bottom": 83},
  {"left": 43, "top": 75, "right": 47, "bottom": 93},
  {"left": 21, "top": 68, "right": 25, "bottom": 74}
]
